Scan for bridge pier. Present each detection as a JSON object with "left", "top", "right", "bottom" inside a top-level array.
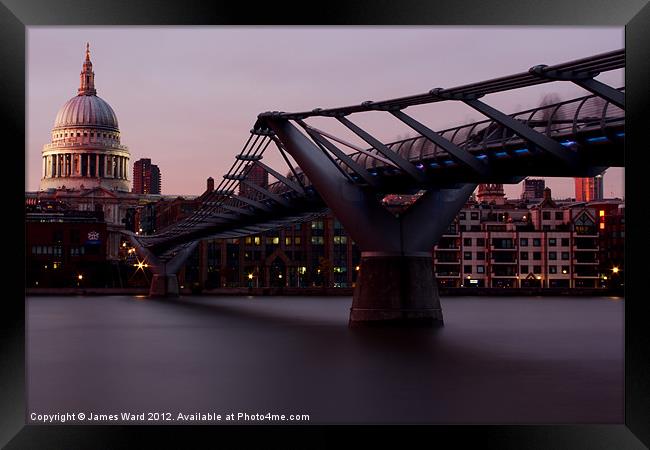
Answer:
[
  {"left": 125, "top": 235, "right": 198, "bottom": 298},
  {"left": 351, "top": 254, "right": 442, "bottom": 326},
  {"left": 149, "top": 274, "right": 180, "bottom": 297},
  {"left": 266, "top": 118, "right": 475, "bottom": 327}
]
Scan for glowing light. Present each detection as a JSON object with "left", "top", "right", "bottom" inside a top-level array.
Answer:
[
  {"left": 355, "top": 265, "right": 360, "bottom": 271},
  {"left": 536, "top": 276, "right": 541, "bottom": 280},
  {"left": 599, "top": 223, "right": 605, "bottom": 230},
  {"left": 562, "top": 270, "right": 567, "bottom": 274},
  {"left": 599, "top": 210, "right": 605, "bottom": 217},
  {"left": 278, "top": 274, "right": 283, "bottom": 279},
  {"left": 603, "top": 276, "right": 608, "bottom": 280},
  {"left": 612, "top": 266, "right": 619, "bottom": 274},
  {"left": 248, "top": 273, "right": 254, "bottom": 280},
  {"left": 132, "top": 257, "right": 149, "bottom": 273},
  {"left": 122, "top": 242, "right": 127, "bottom": 247},
  {"left": 77, "top": 274, "right": 83, "bottom": 280}
]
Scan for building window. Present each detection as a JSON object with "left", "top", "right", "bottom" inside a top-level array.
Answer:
[
  {"left": 463, "top": 252, "right": 472, "bottom": 260},
  {"left": 294, "top": 237, "right": 301, "bottom": 245},
  {"left": 520, "top": 252, "right": 528, "bottom": 260},
  {"left": 520, "top": 238, "right": 528, "bottom": 246},
  {"left": 470, "top": 212, "right": 479, "bottom": 220},
  {"left": 477, "top": 238, "right": 485, "bottom": 247},
  {"left": 533, "top": 252, "right": 542, "bottom": 260},
  {"left": 533, "top": 238, "right": 541, "bottom": 247},
  {"left": 549, "top": 252, "right": 557, "bottom": 260},
  {"left": 333, "top": 236, "right": 347, "bottom": 244},
  {"left": 285, "top": 237, "right": 292, "bottom": 246},
  {"left": 549, "top": 265, "right": 557, "bottom": 274},
  {"left": 520, "top": 265, "right": 529, "bottom": 274},
  {"left": 543, "top": 211, "right": 551, "bottom": 220},
  {"left": 555, "top": 212, "right": 563, "bottom": 220},
  {"left": 464, "top": 265, "right": 472, "bottom": 274},
  {"left": 533, "top": 265, "right": 542, "bottom": 274},
  {"left": 548, "top": 238, "right": 556, "bottom": 246},
  {"left": 561, "top": 252, "right": 570, "bottom": 260},
  {"left": 459, "top": 212, "right": 466, "bottom": 220},
  {"left": 253, "top": 236, "right": 261, "bottom": 246},
  {"left": 311, "top": 236, "right": 324, "bottom": 245},
  {"left": 476, "top": 252, "right": 485, "bottom": 260},
  {"left": 245, "top": 237, "right": 252, "bottom": 244},
  {"left": 464, "top": 238, "right": 472, "bottom": 246},
  {"left": 311, "top": 221, "right": 324, "bottom": 230},
  {"left": 561, "top": 238, "right": 570, "bottom": 246},
  {"left": 561, "top": 265, "right": 570, "bottom": 274},
  {"left": 476, "top": 265, "right": 485, "bottom": 274}
]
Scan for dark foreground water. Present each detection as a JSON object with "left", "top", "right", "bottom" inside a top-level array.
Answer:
[{"left": 26, "top": 295, "right": 623, "bottom": 425}]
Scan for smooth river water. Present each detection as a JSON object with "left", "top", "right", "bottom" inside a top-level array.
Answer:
[{"left": 26, "top": 295, "right": 623, "bottom": 425}]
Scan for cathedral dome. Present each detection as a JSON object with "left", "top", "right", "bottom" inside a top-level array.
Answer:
[
  {"left": 53, "top": 94, "right": 119, "bottom": 131},
  {"left": 41, "top": 43, "right": 130, "bottom": 193},
  {"left": 52, "top": 42, "right": 119, "bottom": 131}
]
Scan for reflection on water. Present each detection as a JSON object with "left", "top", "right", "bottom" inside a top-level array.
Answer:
[{"left": 27, "top": 295, "right": 623, "bottom": 424}]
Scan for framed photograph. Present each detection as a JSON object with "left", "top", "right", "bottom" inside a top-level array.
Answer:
[{"left": 3, "top": 0, "right": 649, "bottom": 448}]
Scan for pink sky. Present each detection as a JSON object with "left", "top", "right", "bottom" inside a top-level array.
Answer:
[{"left": 26, "top": 27, "right": 624, "bottom": 199}]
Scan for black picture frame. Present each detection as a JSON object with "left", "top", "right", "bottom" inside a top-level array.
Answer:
[{"left": 2, "top": 0, "right": 648, "bottom": 448}]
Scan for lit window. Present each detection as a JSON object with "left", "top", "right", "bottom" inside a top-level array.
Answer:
[
  {"left": 599, "top": 210, "right": 605, "bottom": 217},
  {"left": 285, "top": 237, "right": 292, "bottom": 246},
  {"left": 599, "top": 223, "right": 605, "bottom": 230}
]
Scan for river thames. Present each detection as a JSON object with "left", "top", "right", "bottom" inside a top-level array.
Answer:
[{"left": 26, "top": 295, "right": 623, "bottom": 424}]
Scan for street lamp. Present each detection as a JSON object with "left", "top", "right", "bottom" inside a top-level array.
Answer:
[{"left": 612, "top": 266, "right": 620, "bottom": 274}]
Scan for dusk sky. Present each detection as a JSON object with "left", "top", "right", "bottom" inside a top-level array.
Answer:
[{"left": 27, "top": 27, "right": 624, "bottom": 198}]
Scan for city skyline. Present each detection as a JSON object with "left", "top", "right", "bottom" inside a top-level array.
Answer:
[{"left": 27, "top": 27, "right": 624, "bottom": 198}]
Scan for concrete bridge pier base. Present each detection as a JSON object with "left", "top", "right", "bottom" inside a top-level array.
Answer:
[
  {"left": 350, "top": 254, "right": 442, "bottom": 327},
  {"left": 149, "top": 274, "right": 180, "bottom": 297}
]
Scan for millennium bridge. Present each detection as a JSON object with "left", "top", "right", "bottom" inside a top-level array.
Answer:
[{"left": 128, "top": 49, "right": 624, "bottom": 326}]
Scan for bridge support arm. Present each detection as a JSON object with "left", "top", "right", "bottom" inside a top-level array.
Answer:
[{"left": 266, "top": 118, "right": 476, "bottom": 326}]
